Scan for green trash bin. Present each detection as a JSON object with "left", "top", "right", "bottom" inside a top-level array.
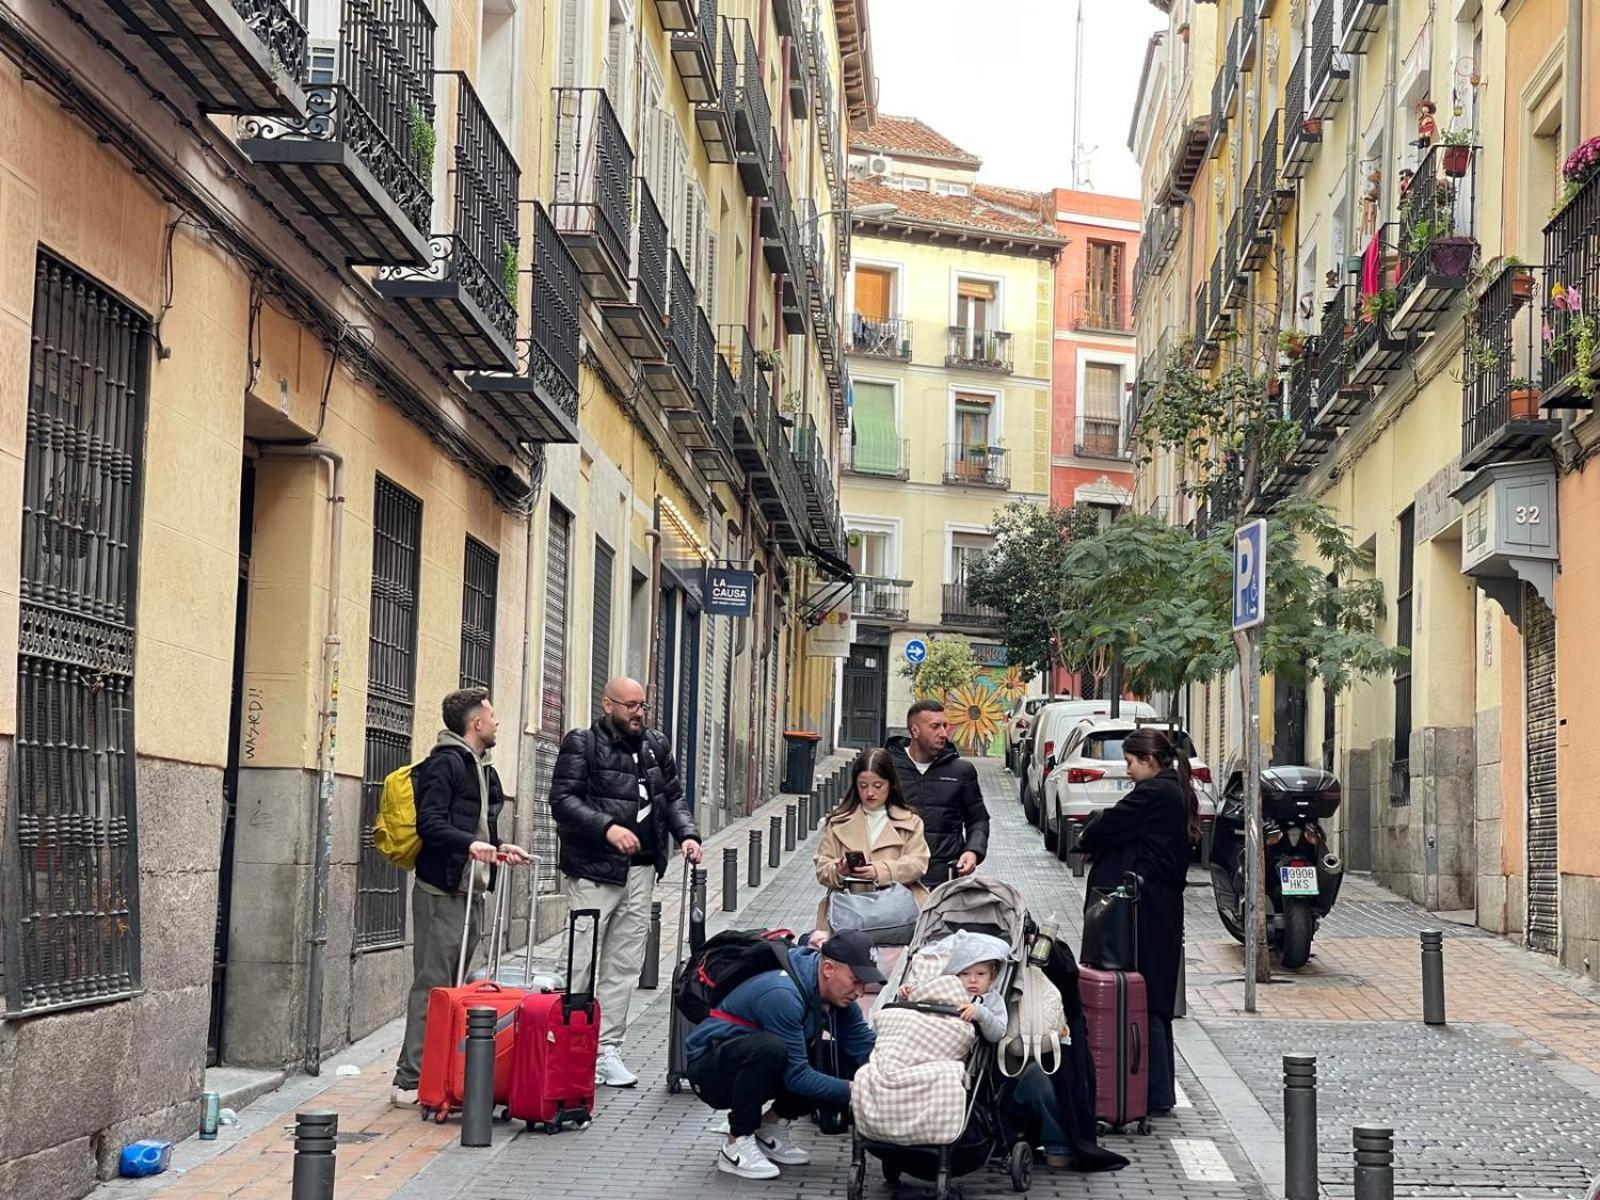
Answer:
[{"left": 782, "top": 731, "right": 821, "bottom": 794}]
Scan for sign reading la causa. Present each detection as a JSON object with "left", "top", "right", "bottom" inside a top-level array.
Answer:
[{"left": 704, "top": 567, "right": 756, "bottom": 617}]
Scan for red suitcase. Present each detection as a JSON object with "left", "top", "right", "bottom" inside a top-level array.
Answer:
[
  {"left": 1078, "top": 965, "right": 1151, "bottom": 1134},
  {"left": 507, "top": 907, "right": 601, "bottom": 1133}
]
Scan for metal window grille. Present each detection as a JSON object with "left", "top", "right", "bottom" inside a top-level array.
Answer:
[
  {"left": 356, "top": 477, "right": 421, "bottom": 950},
  {"left": 5, "top": 252, "right": 149, "bottom": 1015},
  {"left": 541, "top": 505, "right": 571, "bottom": 736},
  {"left": 459, "top": 537, "right": 498, "bottom": 690},
  {"left": 591, "top": 539, "right": 613, "bottom": 721},
  {"left": 1524, "top": 586, "right": 1558, "bottom": 954}
]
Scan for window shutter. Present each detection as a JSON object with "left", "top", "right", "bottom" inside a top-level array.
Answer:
[
  {"left": 605, "top": 21, "right": 627, "bottom": 117},
  {"left": 704, "top": 229, "right": 718, "bottom": 321},
  {"left": 558, "top": 0, "right": 582, "bottom": 88},
  {"left": 854, "top": 267, "right": 890, "bottom": 321}
]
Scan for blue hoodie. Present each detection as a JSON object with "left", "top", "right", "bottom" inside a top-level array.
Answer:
[{"left": 683, "top": 946, "right": 876, "bottom": 1106}]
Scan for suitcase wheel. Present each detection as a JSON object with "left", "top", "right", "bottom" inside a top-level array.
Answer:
[
  {"left": 419, "top": 1107, "right": 434, "bottom": 1124},
  {"left": 667, "top": 1077, "right": 683, "bottom": 1095},
  {"left": 1136, "top": 1117, "right": 1153, "bottom": 1136}
]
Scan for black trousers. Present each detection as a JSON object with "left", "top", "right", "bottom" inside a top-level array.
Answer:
[
  {"left": 687, "top": 1033, "right": 815, "bottom": 1137},
  {"left": 1148, "top": 1014, "right": 1177, "bottom": 1112}
]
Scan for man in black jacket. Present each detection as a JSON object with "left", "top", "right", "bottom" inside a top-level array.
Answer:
[
  {"left": 392, "top": 687, "right": 528, "bottom": 1108},
  {"left": 885, "top": 699, "right": 990, "bottom": 886},
  {"left": 551, "top": 675, "right": 702, "bottom": 1088}
]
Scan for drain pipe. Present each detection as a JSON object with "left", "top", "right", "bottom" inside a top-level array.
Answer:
[
  {"left": 258, "top": 442, "right": 345, "bottom": 1077},
  {"left": 1554, "top": 0, "right": 1585, "bottom": 460}
]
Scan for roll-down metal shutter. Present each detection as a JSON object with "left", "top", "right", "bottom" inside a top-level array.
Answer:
[{"left": 1525, "top": 586, "right": 1559, "bottom": 955}]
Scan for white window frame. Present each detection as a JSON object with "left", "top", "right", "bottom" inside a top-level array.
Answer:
[
  {"left": 843, "top": 515, "right": 902, "bottom": 578},
  {"left": 946, "top": 382, "right": 1003, "bottom": 452},
  {"left": 943, "top": 523, "right": 996, "bottom": 586},
  {"left": 847, "top": 255, "right": 906, "bottom": 319},
  {"left": 1076, "top": 352, "right": 1135, "bottom": 456}
]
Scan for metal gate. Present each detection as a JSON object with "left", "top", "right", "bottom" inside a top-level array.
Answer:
[
  {"left": 529, "top": 505, "right": 572, "bottom": 891},
  {"left": 591, "top": 538, "right": 613, "bottom": 721},
  {"left": 1525, "top": 586, "right": 1559, "bottom": 955},
  {"left": 842, "top": 643, "right": 887, "bottom": 747}
]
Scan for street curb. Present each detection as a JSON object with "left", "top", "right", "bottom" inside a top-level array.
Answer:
[{"left": 1175, "top": 1016, "right": 1285, "bottom": 1196}]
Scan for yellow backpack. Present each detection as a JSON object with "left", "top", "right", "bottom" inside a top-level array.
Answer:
[{"left": 372, "top": 763, "right": 423, "bottom": 870}]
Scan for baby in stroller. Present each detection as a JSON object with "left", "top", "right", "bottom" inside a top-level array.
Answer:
[{"left": 895, "top": 934, "right": 1010, "bottom": 1043}]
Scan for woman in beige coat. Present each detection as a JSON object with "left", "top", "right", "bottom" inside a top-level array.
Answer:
[{"left": 813, "top": 747, "right": 931, "bottom": 931}]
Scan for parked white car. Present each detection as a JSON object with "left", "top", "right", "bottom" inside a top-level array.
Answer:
[
  {"left": 1041, "top": 717, "right": 1216, "bottom": 859},
  {"left": 1004, "top": 694, "right": 1073, "bottom": 773},
  {"left": 1020, "top": 700, "right": 1156, "bottom": 833}
]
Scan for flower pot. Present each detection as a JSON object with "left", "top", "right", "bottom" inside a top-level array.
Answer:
[
  {"left": 1510, "top": 268, "right": 1534, "bottom": 301},
  {"left": 1509, "top": 388, "right": 1542, "bottom": 419},
  {"left": 1441, "top": 144, "right": 1472, "bottom": 178},
  {"left": 1430, "top": 235, "right": 1476, "bottom": 279},
  {"left": 1303, "top": 117, "right": 1323, "bottom": 137}
]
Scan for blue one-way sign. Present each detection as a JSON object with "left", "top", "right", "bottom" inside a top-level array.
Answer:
[
  {"left": 905, "top": 639, "right": 928, "bottom": 665},
  {"left": 1233, "top": 519, "right": 1267, "bottom": 631}
]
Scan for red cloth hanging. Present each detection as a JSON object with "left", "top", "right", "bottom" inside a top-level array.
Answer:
[{"left": 1361, "top": 235, "right": 1382, "bottom": 301}]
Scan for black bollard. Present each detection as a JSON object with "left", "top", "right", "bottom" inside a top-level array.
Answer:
[
  {"left": 461, "top": 1006, "right": 496, "bottom": 1147},
  {"left": 749, "top": 830, "right": 763, "bottom": 888},
  {"left": 722, "top": 846, "right": 738, "bottom": 911},
  {"left": 1067, "top": 821, "right": 1086, "bottom": 878},
  {"left": 290, "top": 1110, "right": 338, "bottom": 1200},
  {"left": 1420, "top": 929, "right": 1446, "bottom": 1026},
  {"left": 638, "top": 901, "right": 661, "bottom": 989},
  {"left": 785, "top": 804, "right": 797, "bottom": 850},
  {"left": 1352, "top": 1126, "right": 1394, "bottom": 1200},
  {"left": 1283, "top": 1055, "right": 1318, "bottom": 1200},
  {"left": 769, "top": 815, "right": 782, "bottom": 868}
]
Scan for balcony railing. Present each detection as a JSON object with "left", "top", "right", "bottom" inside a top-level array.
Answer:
[
  {"left": 942, "top": 582, "right": 1003, "bottom": 629},
  {"left": 1462, "top": 262, "right": 1559, "bottom": 470},
  {"left": 784, "top": 0, "right": 810, "bottom": 115},
  {"left": 1309, "top": 0, "right": 1349, "bottom": 119},
  {"left": 1193, "top": 282, "right": 1218, "bottom": 367},
  {"left": 854, "top": 576, "right": 912, "bottom": 624},
  {"left": 108, "top": 0, "right": 308, "bottom": 115},
  {"left": 669, "top": 0, "right": 719, "bottom": 104},
  {"left": 550, "top": 88, "right": 634, "bottom": 300},
  {"left": 1076, "top": 419, "right": 1128, "bottom": 460},
  {"left": 1258, "top": 112, "right": 1295, "bottom": 232},
  {"left": 722, "top": 324, "right": 767, "bottom": 462},
  {"left": 597, "top": 180, "right": 668, "bottom": 361},
  {"left": 1393, "top": 142, "right": 1479, "bottom": 335},
  {"left": 1284, "top": 336, "right": 1321, "bottom": 428},
  {"left": 1071, "top": 290, "right": 1133, "bottom": 333},
  {"left": 1349, "top": 240, "right": 1413, "bottom": 389},
  {"left": 694, "top": 18, "right": 738, "bottom": 164},
  {"left": 945, "top": 326, "right": 1013, "bottom": 373},
  {"left": 733, "top": 21, "right": 773, "bottom": 198},
  {"left": 1316, "top": 290, "right": 1366, "bottom": 424},
  {"left": 1341, "top": 0, "right": 1386, "bottom": 54},
  {"left": 666, "top": 252, "right": 697, "bottom": 390},
  {"left": 1283, "top": 51, "right": 1318, "bottom": 178},
  {"left": 376, "top": 73, "right": 519, "bottom": 370},
  {"left": 849, "top": 314, "right": 910, "bottom": 358},
  {"left": 846, "top": 435, "right": 910, "bottom": 479},
  {"left": 1542, "top": 167, "right": 1600, "bottom": 407},
  {"left": 238, "top": 0, "right": 434, "bottom": 265},
  {"left": 943, "top": 443, "right": 1010, "bottom": 488},
  {"left": 673, "top": 309, "right": 721, "bottom": 467}
]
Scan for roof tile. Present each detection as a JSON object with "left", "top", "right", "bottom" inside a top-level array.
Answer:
[
  {"left": 851, "top": 178, "right": 1061, "bottom": 242},
  {"left": 850, "top": 115, "right": 982, "bottom": 165}
]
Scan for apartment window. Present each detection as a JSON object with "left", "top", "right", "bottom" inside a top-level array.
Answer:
[
  {"left": 1079, "top": 363, "right": 1125, "bottom": 458},
  {"left": 850, "top": 381, "right": 900, "bottom": 475},
  {"left": 591, "top": 538, "right": 614, "bottom": 721},
  {"left": 541, "top": 504, "right": 573, "bottom": 736},
  {"left": 1393, "top": 508, "right": 1414, "bottom": 805},
  {"left": 854, "top": 266, "right": 892, "bottom": 322},
  {"left": 479, "top": 0, "right": 517, "bottom": 133},
  {"left": 901, "top": 175, "right": 929, "bottom": 191},
  {"left": 935, "top": 181, "right": 969, "bottom": 196},
  {"left": 953, "top": 391, "right": 994, "bottom": 450},
  {"left": 460, "top": 537, "right": 499, "bottom": 690},
  {"left": 847, "top": 528, "right": 893, "bottom": 577},
  {"left": 950, "top": 532, "right": 994, "bottom": 583},
  {"left": 1085, "top": 241, "right": 1124, "bottom": 328},
  {"left": 357, "top": 477, "right": 423, "bottom": 950},
  {"left": 955, "top": 277, "right": 996, "bottom": 333},
  {"left": 7, "top": 252, "right": 150, "bottom": 1013}
]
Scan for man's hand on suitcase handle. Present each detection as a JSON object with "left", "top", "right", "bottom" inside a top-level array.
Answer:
[
  {"left": 468, "top": 840, "right": 530, "bottom": 865},
  {"left": 680, "top": 839, "right": 703, "bottom": 863}
]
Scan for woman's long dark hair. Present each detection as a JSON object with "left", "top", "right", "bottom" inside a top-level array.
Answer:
[
  {"left": 1123, "top": 727, "right": 1201, "bottom": 844},
  {"left": 830, "top": 747, "right": 908, "bottom": 819}
]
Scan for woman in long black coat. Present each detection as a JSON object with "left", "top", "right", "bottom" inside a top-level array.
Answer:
[{"left": 1075, "top": 726, "right": 1198, "bottom": 1115}]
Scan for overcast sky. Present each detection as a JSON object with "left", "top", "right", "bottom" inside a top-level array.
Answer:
[{"left": 867, "top": 0, "right": 1165, "bottom": 199}]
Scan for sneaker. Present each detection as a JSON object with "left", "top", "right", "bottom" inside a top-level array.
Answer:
[
  {"left": 595, "top": 1047, "right": 639, "bottom": 1088},
  {"left": 756, "top": 1119, "right": 811, "bottom": 1166},
  {"left": 390, "top": 1086, "right": 419, "bottom": 1109},
  {"left": 718, "top": 1135, "right": 781, "bottom": 1179}
]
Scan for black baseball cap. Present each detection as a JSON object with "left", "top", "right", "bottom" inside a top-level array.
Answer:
[{"left": 819, "top": 931, "right": 886, "bottom": 985}]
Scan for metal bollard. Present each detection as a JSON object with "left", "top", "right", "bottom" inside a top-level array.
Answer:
[
  {"left": 1420, "top": 929, "right": 1446, "bottom": 1026},
  {"left": 1283, "top": 1055, "right": 1318, "bottom": 1200},
  {"left": 461, "top": 1006, "right": 497, "bottom": 1147},
  {"left": 1068, "top": 822, "right": 1086, "bottom": 878},
  {"left": 290, "top": 1110, "right": 338, "bottom": 1200},
  {"left": 1352, "top": 1126, "right": 1395, "bottom": 1200},
  {"left": 769, "top": 815, "right": 782, "bottom": 868},
  {"left": 785, "top": 804, "right": 797, "bottom": 851},
  {"left": 748, "top": 830, "right": 762, "bottom": 888},
  {"left": 638, "top": 902, "right": 662, "bottom": 989},
  {"left": 722, "top": 846, "right": 738, "bottom": 911}
]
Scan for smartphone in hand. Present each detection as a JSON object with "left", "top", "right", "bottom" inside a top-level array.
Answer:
[{"left": 844, "top": 850, "right": 868, "bottom": 872}]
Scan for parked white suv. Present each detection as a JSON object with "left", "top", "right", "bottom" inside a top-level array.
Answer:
[
  {"left": 1021, "top": 700, "right": 1155, "bottom": 834},
  {"left": 1005, "top": 695, "right": 1073, "bottom": 773},
  {"left": 1042, "top": 717, "right": 1216, "bottom": 859}
]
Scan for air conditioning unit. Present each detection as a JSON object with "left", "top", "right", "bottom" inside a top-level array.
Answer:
[{"left": 866, "top": 155, "right": 890, "bottom": 177}]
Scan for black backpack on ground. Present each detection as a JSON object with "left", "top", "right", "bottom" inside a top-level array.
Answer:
[{"left": 673, "top": 928, "right": 797, "bottom": 1025}]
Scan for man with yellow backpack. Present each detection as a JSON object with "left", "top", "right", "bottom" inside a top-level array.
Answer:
[{"left": 378, "top": 686, "right": 530, "bottom": 1108}]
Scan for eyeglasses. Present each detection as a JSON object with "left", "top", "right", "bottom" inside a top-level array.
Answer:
[{"left": 605, "top": 697, "right": 648, "bottom": 712}]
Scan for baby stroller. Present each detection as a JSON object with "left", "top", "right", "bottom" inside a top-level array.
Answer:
[{"left": 847, "top": 877, "right": 1035, "bottom": 1200}]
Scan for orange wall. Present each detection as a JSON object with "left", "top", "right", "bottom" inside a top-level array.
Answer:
[{"left": 1555, "top": 463, "right": 1600, "bottom": 875}]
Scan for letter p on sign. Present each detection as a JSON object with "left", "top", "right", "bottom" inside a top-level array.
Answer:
[{"left": 1232, "top": 519, "right": 1266, "bottom": 631}]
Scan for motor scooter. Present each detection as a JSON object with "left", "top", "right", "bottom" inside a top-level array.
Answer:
[{"left": 1210, "top": 765, "right": 1345, "bottom": 969}]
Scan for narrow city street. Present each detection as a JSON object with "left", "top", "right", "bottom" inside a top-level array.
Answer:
[{"left": 89, "top": 759, "right": 1600, "bottom": 1200}]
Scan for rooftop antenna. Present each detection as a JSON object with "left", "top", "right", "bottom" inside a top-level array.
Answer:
[{"left": 1071, "top": 0, "right": 1086, "bottom": 189}]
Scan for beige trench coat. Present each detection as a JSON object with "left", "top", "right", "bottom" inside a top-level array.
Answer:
[{"left": 813, "top": 802, "right": 931, "bottom": 931}]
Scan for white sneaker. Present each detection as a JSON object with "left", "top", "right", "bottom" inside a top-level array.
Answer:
[
  {"left": 718, "top": 1135, "right": 781, "bottom": 1179},
  {"left": 756, "top": 1119, "right": 811, "bottom": 1165},
  {"left": 595, "top": 1047, "right": 639, "bottom": 1088},
  {"left": 390, "top": 1086, "right": 419, "bottom": 1109}
]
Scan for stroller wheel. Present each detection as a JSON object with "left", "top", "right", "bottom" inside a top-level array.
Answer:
[
  {"left": 1009, "top": 1143, "right": 1032, "bottom": 1192},
  {"left": 847, "top": 1160, "right": 866, "bottom": 1200}
]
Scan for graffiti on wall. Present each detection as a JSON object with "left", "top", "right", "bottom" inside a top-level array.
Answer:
[{"left": 915, "top": 644, "right": 1028, "bottom": 758}]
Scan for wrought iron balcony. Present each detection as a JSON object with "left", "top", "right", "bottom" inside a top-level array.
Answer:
[
  {"left": 670, "top": 0, "right": 719, "bottom": 103},
  {"left": 1309, "top": 0, "right": 1349, "bottom": 119},
  {"left": 1282, "top": 52, "right": 1319, "bottom": 179},
  {"left": 376, "top": 73, "right": 518, "bottom": 370},
  {"left": 733, "top": 21, "right": 774, "bottom": 198},
  {"left": 756, "top": 409, "right": 807, "bottom": 555},
  {"left": 1241, "top": 168, "right": 1270, "bottom": 272},
  {"left": 853, "top": 576, "right": 911, "bottom": 624},
  {"left": 1070, "top": 290, "right": 1133, "bottom": 334},
  {"left": 846, "top": 435, "right": 909, "bottom": 480},
  {"left": 793, "top": 416, "right": 840, "bottom": 551},
  {"left": 697, "top": 350, "right": 739, "bottom": 483},
  {"left": 238, "top": 0, "right": 434, "bottom": 265},
  {"left": 694, "top": 18, "right": 738, "bottom": 164},
  {"left": 1207, "top": 61, "right": 1228, "bottom": 160},
  {"left": 771, "top": 0, "right": 798, "bottom": 36},
  {"left": 598, "top": 180, "right": 669, "bottom": 362},
  {"left": 943, "top": 443, "right": 1010, "bottom": 488},
  {"left": 785, "top": 2, "right": 810, "bottom": 116},
  {"left": 1393, "top": 143, "right": 1479, "bottom": 335},
  {"left": 942, "top": 582, "right": 1003, "bottom": 629},
  {"left": 761, "top": 165, "right": 798, "bottom": 277},
  {"left": 1340, "top": 0, "right": 1386, "bottom": 54},
  {"left": 1284, "top": 337, "right": 1322, "bottom": 428},
  {"left": 1193, "top": 283, "right": 1218, "bottom": 368},
  {"left": 1076, "top": 419, "right": 1128, "bottom": 461},
  {"left": 1257, "top": 112, "right": 1295, "bottom": 233},
  {"left": 551, "top": 88, "right": 634, "bottom": 301},
  {"left": 1462, "top": 262, "right": 1559, "bottom": 471},
  {"left": 1349, "top": 252, "right": 1413, "bottom": 389},
  {"left": 466, "top": 203, "right": 580, "bottom": 445},
  {"left": 849, "top": 314, "right": 910, "bottom": 358},
  {"left": 1238, "top": 7, "right": 1257, "bottom": 71},
  {"left": 1223, "top": 209, "right": 1247, "bottom": 305},
  {"left": 1208, "top": 252, "right": 1233, "bottom": 340},
  {"left": 1541, "top": 167, "right": 1600, "bottom": 408},
  {"left": 721, "top": 325, "right": 764, "bottom": 457},
  {"left": 1316, "top": 290, "right": 1367, "bottom": 425},
  {"left": 106, "top": 0, "right": 308, "bottom": 115},
  {"left": 653, "top": 0, "right": 695, "bottom": 31},
  {"left": 673, "top": 309, "right": 721, "bottom": 470},
  {"left": 645, "top": 250, "right": 698, "bottom": 409},
  {"left": 1223, "top": 17, "right": 1241, "bottom": 115},
  {"left": 945, "top": 326, "right": 1013, "bottom": 373}
]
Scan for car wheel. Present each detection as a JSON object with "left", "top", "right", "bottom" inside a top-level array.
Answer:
[{"left": 1043, "top": 808, "right": 1059, "bottom": 852}]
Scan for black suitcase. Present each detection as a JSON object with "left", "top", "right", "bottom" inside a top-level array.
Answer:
[{"left": 666, "top": 862, "right": 706, "bottom": 1094}]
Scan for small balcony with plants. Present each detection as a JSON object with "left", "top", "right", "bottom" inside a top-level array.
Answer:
[
  {"left": 109, "top": 0, "right": 308, "bottom": 117},
  {"left": 1461, "top": 260, "right": 1559, "bottom": 471},
  {"left": 1282, "top": 53, "right": 1321, "bottom": 179},
  {"left": 849, "top": 314, "right": 911, "bottom": 359},
  {"left": 549, "top": 88, "right": 634, "bottom": 301},
  {"left": 694, "top": 18, "right": 738, "bottom": 164},
  {"left": 1541, "top": 135, "right": 1600, "bottom": 408},
  {"left": 238, "top": 0, "right": 435, "bottom": 266},
  {"left": 722, "top": 325, "right": 774, "bottom": 468},
  {"left": 596, "top": 180, "right": 669, "bottom": 362},
  {"left": 945, "top": 327, "right": 1013, "bottom": 373},
  {"left": 1392, "top": 137, "right": 1479, "bottom": 335},
  {"left": 853, "top": 575, "right": 912, "bottom": 624},
  {"left": 1257, "top": 112, "right": 1295, "bottom": 233},
  {"left": 376, "top": 73, "right": 520, "bottom": 371},
  {"left": 1316, "top": 288, "right": 1368, "bottom": 426},
  {"left": 1349, "top": 270, "right": 1413, "bottom": 389},
  {"left": 732, "top": 21, "right": 774, "bottom": 199},
  {"left": 943, "top": 443, "right": 1009, "bottom": 488}
]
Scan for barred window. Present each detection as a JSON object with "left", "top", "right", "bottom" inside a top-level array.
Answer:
[
  {"left": 460, "top": 537, "right": 498, "bottom": 691},
  {"left": 356, "top": 476, "right": 421, "bottom": 950},
  {"left": 7, "top": 252, "right": 149, "bottom": 1014},
  {"left": 590, "top": 538, "right": 613, "bottom": 721}
]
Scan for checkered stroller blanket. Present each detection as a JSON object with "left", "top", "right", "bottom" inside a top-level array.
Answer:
[{"left": 853, "top": 970, "right": 976, "bottom": 1146}]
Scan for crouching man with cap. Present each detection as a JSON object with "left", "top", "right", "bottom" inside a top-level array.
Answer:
[{"left": 684, "top": 931, "right": 882, "bottom": 1179}]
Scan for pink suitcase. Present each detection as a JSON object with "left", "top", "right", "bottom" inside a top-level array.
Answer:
[{"left": 1078, "top": 964, "right": 1150, "bottom": 1134}]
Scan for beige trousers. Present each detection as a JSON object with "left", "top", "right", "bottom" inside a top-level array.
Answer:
[{"left": 565, "top": 864, "right": 655, "bottom": 1049}]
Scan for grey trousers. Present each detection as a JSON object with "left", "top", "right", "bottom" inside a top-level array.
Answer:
[
  {"left": 393, "top": 883, "right": 483, "bottom": 1089},
  {"left": 565, "top": 865, "right": 655, "bottom": 1049}
]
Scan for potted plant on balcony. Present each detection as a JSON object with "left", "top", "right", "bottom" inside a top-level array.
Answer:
[
  {"left": 1302, "top": 115, "right": 1323, "bottom": 138},
  {"left": 1440, "top": 128, "right": 1474, "bottom": 178},
  {"left": 1508, "top": 259, "right": 1534, "bottom": 302},
  {"left": 1552, "top": 135, "right": 1600, "bottom": 217},
  {"left": 1548, "top": 282, "right": 1599, "bottom": 402},
  {"left": 1508, "top": 377, "right": 1543, "bottom": 418},
  {"left": 1279, "top": 329, "right": 1307, "bottom": 361},
  {"left": 410, "top": 104, "right": 436, "bottom": 179},
  {"left": 755, "top": 348, "right": 779, "bottom": 371},
  {"left": 1360, "top": 290, "right": 1395, "bottom": 324}
]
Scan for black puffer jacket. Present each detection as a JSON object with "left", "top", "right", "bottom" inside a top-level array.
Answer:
[
  {"left": 414, "top": 737, "right": 506, "bottom": 894},
  {"left": 550, "top": 720, "right": 701, "bottom": 886},
  {"left": 883, "top": 738, "right": 990, "bottom": 884}
]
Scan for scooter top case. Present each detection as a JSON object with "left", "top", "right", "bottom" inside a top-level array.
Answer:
[{"left": 1211, "top": 765, "right": 1342, "bottom": 908}]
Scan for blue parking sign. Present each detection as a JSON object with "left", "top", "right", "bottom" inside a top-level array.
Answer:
[{"left": 1233, "top": 519, "right": 1267, "bottom": 631}]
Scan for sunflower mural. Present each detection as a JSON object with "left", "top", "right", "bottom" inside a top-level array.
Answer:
[
  {"left": 943, "top": 682, "right": 1008, "bottom": 757},
  {"left": 995, "top": 666, "right": 1030, "bottom": 703}
]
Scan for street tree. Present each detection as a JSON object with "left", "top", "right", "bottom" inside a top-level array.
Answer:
[{"left": 903, "top": 637, "right": 980, "bottom": 697}]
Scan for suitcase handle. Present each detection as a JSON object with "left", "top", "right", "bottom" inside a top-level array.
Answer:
[
  {"left": 522, "top": 854, "right": 543, "bottom": 988},
  {"left": 673, "top": 856, "right": 691, "bottom": 966},
  {"left": 455, "top": 857, "right": 488, "bottom": 988},
  {"left": 1129, "top": 1021, "right": 1142, "bottom": 1076},
  {"left": 565, "top": 907, "right": 603, "bottom": 1018}
]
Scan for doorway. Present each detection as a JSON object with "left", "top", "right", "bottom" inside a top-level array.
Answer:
[{"left": 841, "top": 642, "right": 888, "bottom": 748}]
